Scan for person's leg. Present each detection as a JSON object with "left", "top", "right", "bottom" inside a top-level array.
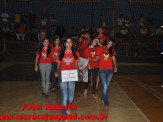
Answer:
[
  {"left": 16, "top": 34, "right": 20, "bottom": 40},
  {"left": 84, "top": 69, "right": 92, "bottom": 94},
  {"left": 104, "top": 69, "right": 113, "bottom": 107},
  {"left": 91, "top": 68, "right": 99, "bottom": 97},
  {"left": 67, "top": 81, "right": 76, "bottom": 105},
  {"left": 99, "top": 69, "right": 106, "bottom": 103},
  {"left": 22, "top": 34, "right": 25, "bottom": 40},
  {"left": 60, "top": 82, "right": 68, "bottom": 115},
  {"left": 44, "top": 63, "right": 52, "bottom": 95},
  {"left": 96, "top": 74, "right": 100, "bottom": 90},
  {"left": 67, "top": 81, "right": 76, "bottom": 115},
  {"left": 51, "top": 62, "right": 57, "bottom": 91},
  {"left": 105, "top": 70, "right": 113, "bottom": 86},
  {"left": 39, "top": 63, "right": 46, "bottom": 94}
]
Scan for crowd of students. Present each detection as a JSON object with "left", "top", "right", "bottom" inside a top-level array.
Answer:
[{"left": 34, "top": 27, "right": 117, "bottom": 122}]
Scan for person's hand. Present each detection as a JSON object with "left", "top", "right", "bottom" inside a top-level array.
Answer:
[
  {"left": 88, "top": 64, "right": 92, "bottom": 70},
  {"left": 114, "top": 66, "right": 117, "bottom": 73},
  {"left": 87, "top": 58, "right": 91, "bottom": 61},
  {"left": 80, "top": 72, "right": 84, "bottom": 76},
  {"left": 55, "top": 72, "right": 59, "bottom": 77},
  {"left": 96, "top": 38, "right": 100, "bottom": 44},
  {"left": 96, "top": 38, "right": 102, "bottom": 46},
  {"left": 34, "top": 66, "right": 38, "bottom": 72}
]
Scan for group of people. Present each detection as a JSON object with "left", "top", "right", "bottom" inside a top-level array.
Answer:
[
  {"left": 34, "top": 27, "right": 117, "bottom": 122},
  {"left": 0, "top": 9, "right": 58, "bottom": 41}
]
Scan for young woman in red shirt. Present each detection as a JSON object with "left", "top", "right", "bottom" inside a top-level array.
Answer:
[
  {"left": 50, "top": 35, "right": 61, "bottom": 92},
  {"left": 35, "top": 37, "right": 54, "bottom": 96},
  {"left": 97, "top": 38, "right": 117, "bottom": 110},
  {"left": 55, "top": 37, "right": 80, "bottom": 122},
  {"left": 83, "top": 36, "right": 101, "bottom": 98},
  {"left": 98, "top": 27, "right": 107, "bottom": 46},
  {"left": 79, "top": 32, "right": 91, "bottom": 57}
]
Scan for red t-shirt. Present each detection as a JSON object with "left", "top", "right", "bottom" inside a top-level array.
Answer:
[
  {"left": 50, "top": 43, "right": 62, "bottom": 55},
  {"left": 97, "top": 47, "right": 116, "bottom": 70},
  {"left": 56, "top": 51, "right": 80, "bottom": 71},
  {"left": 51, "top": 45, "right": 62, "bottom": 62},
  {"left": 18, "top": 26, "right": 25, "bottom": 34},
  {"left": 98, "top": 35, "right": 107, "bottom": 46},
  {"left": 83, "top": 46, "right": 100, "bottom": 68},
  {"left": 79, "top": 39, "right": 89, "bottom": 57},
  {"left": 36, "top": 48, "right": 54, "bottom": 63}
]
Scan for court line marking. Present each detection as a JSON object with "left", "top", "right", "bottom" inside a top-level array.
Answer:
[
  {"left": 125, "top": 77, "right": 163, "bottom": 102},
  {"left": 113, "top": 79, "right": 150, "bottom": 122},
  {"left": 138, "top": 83, "right": 163, "bottom": 102},
  {"left": 144, "top": 84, "right": 163, "bottom": 97},
  {"left": 118, "top": 63, "right": 162, "bottom": 66}
]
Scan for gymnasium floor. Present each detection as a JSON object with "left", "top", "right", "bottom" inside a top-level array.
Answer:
[{"left": 0, "top": 62, "right": 162, "bottom": 122}]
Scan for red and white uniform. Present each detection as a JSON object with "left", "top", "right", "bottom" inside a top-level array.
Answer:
[
  {"left": 56, "top": 51, "right": 80, "bottom": 71},
  {"left": 36, "top": 48, "right": 54, "bottom": 63}
]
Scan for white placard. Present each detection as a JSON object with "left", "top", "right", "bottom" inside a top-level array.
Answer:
[{"left": 61, "top": 70, "right": 78, "bottom": 82}]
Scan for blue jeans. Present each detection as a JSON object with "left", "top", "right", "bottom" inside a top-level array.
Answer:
[
  {"left": 60, "top": 81, "right": 76, "bottom": 115},
  {"left": 99, "top": 69, "right": 113, "bottom": 106},
  {"left": 51, "top": 62, "right": 57, "bottom": 88}
]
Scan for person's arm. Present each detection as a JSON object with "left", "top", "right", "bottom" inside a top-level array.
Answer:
[
  {"left": 75, "top": 51, "right": 80, "bottom": 69},
  {"left": 55, "top": 63, "right": 60, "bottom": 77},
  {"left": 56, "top": 63, "right": 60, "bottom": 72},
  {"left": 112, "top": 56, "right": 117, "bottom": 73},
  {"left": 88, "top": 56, "right": 99, "bottom": 62},
  {"left": 96, "top": 39, "right": 102, "bottom": 47},
  {"left": 34, "top": 55, "right": 39, "bottom": 72},
  {"left": 75, "top": 61, "right": 78, "bottom": 69}
]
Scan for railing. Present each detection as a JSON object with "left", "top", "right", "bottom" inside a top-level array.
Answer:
[
  {"left": 0, "top": 40, "right": 162, "bottom": 57},
  {"left": 114, "top": 42, "right": 161, "bottom": 57}
]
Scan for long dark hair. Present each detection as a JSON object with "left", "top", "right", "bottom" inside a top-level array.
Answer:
[
  {"left": 86, "top": 35, "right": 100, "bottom": 47},
  {"left": 103, "top": 37, "right": 114, "bottom": 56},
  {"left": 59, "top": 37, "right": 78, "bottom": 61},
  {"left": 38, "top": 37, "right": 51, "bottom": 57},
  {"left": 52, "top": 35, "right": 60, "bottom": 47}
]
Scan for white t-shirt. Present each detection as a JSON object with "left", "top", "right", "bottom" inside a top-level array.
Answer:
[
  {"left": 41, "top": 19, "right": 47, "bottom": 26},
  {"left": 1, "top": 12, "right": 9, "bottom": 22},
  {"left": 117, "top": 18, "right": 124, "bottom": 26},
  {"left": 120, "top": 28, "right": 128, "bottom": 35}
]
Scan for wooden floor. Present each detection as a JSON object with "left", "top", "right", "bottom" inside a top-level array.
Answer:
[{"left": 0, "top": 62, "right": 162, "bottom": 122}]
